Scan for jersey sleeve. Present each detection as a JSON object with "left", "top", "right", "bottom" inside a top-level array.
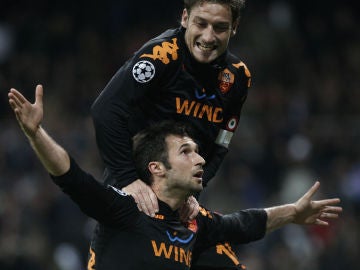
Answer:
[
  {"left": 91, "top": 35, "right": 180, "bottom": 187},
  {"left": 203, "top": 61, "right": 251, "bottom": 184},
  {"left": 195, "top": 206, "right": 267, "bottom": 249},
  {"left": 51, "top": 157, "right": 139, "bottom": 227}
]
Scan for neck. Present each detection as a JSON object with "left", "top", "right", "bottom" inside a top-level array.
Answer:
[{"left": 152, "top": 183, "right": 191, "bottom": 211}]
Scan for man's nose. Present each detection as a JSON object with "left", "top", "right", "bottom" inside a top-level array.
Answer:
[
  {"left": 202, "top": 26, "right": 216, "bottom": 43},
  {"left": 195, "top": 153, "right": 206, "bottom": 166}
]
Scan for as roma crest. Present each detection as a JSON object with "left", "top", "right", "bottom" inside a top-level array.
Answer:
[{"left": 218, "top": 68, "right": 235, "bottom": 94}]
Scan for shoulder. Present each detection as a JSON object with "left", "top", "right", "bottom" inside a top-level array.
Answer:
[
  {"left": 134, "top": 28, "right": 184, "bottom": 65},
  {"left": 226, "top": 52, "right": 251, "bottom": 78},
  {"left": 129, "top": 28, "right": 184, "bottom": 84},
  {"left": 222, "top": 51, "right": 252, "bottom": 89}
]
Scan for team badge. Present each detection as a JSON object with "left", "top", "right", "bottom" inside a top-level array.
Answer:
[
  {"left": 218, "top": 68, "right": 235, "bottom": 94},
  {"left": 132, "top": 60, "right": 155, "bottom": 83},
  {"left": 226, "top": 117, "right": 238, "bottom": 131},
  {"left": 187, "top": 219, "right": 198, "bottom": 233}
]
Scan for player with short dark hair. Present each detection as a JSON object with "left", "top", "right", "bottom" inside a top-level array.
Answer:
[
  {"left": 8, "top": 85, "right": 342, "bottom": 270},
  {"left": 90, "top": 0, "right": 253, "bottom": 268},
  {"left": 91, "top": 0, "right": 249, "bottom": 210}
]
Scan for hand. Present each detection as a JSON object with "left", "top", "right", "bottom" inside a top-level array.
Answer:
[
  {"left": 8, "top": 85, "right": 44, "bottom": 139},
  {"left": 122, "top": 179, "right": 159, "bottom": 217},
  {"left": 293, "top": 181, "right": 342, "bottom": 226},
  {"left": 179, "top": 196, "right": 200, "bottom": 223}
]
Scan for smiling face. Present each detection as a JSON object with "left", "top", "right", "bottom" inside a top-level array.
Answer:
[
  {"left": 164, "top": 135, "right": 205, "bottom": 194},
  {"left": 181, "top": 2, "right": 236, "bottom": 63}
]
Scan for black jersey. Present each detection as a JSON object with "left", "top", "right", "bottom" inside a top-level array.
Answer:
[
  {"left": 52, "top": 159, "right": 266, "bottom": 270},
  {"left": 91, "top": 27, "right": 251, "bottom": 187}
]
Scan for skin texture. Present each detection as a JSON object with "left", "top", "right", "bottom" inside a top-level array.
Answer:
[
  {"left": 181, "top": 2, "right": 237, "bottom": 63},
  {"left": 151, "top": 135, "right": 205, "bottom": 209}
]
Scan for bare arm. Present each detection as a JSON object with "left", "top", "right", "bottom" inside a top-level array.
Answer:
[
  {"left": 265, "top": 181, "right": 342, "bottom": 233},
  {"left": 8, "top": 85, "right": 70, "bottom": 176}
]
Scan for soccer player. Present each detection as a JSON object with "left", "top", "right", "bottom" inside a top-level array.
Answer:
[
  {"left": 91, "top": 0, "right": 250, "bottom": 215},
  {"left": 8, "top": 85, "right": 342, "bottom": 270}
]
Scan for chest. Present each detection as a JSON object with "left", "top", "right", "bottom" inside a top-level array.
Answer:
[{"left": 94, "top": 217, "right": 198, "bottom": 270}]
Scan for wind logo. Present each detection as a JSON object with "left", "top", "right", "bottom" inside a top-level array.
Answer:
[
  {"left": 166, "top": 231, "right": 194, "bottom": 244},
  {"left": 175, "top": 97, "right": 223, "bottom": 123},
  {"left": 151, "top": 240, "right": 192, "bottom": 267},
  {"left": 195, "top": 88, "right": 216, "bottom": 100},
  {"left": 141, "top": 38, "right": 179, "bottom": 64}
]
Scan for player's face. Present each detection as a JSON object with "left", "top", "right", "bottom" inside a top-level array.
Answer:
[
  {"left": 181, "top": 2, "right": 236, "bottom": 63},
  {"left": 165, "top": 135, "right": 205, "bottom": 194}
]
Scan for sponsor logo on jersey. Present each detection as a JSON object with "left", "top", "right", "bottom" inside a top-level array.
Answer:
[
  {"left": 140, "top": 38, "right": 179, "bottom": 64},
  {"left": 132, "top": 60, "right": 156, "bottom": 83},
  {"left": 194, "top": 88, "right": 216, "bottom": 100},
  {"left": 218, "top": 68, "right": 235, "bottom": 94},
  {"left": 175, "top": 97, "right": 223, "bottom": 123},
  {"left": 151, "top": 240, "right": 192, "bottom": 267},
  {"left": 166, "top": 230, "right": 194, "bottom": 244}
]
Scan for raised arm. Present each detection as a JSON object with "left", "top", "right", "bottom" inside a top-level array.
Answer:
[
  {"left": 8, "top": 85, "right": 70, "bottom": 176},
  {"left": 265, "top": 181, "right": 342, "bottom": 232}
]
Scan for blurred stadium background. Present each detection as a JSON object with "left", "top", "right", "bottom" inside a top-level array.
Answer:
[{"left": 0, "top": 0, "right": 359, "bottom": 269}]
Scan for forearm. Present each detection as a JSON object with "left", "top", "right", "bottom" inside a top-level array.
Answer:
[
  {"left": 91, "top": 103, "right": 139, "bottom": 186},
  {"left": 265, "top": 203, "right": 296, "bottom": 233},
  {"left": 202, "top": 144, "right": 228, "bottom": 186},
  {"left": 28, "top": 126, "right": 70, "bottom": 176}
]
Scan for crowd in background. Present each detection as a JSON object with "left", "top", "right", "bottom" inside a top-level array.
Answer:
[{"left": 0, "top": 0, "right": 359, "bottom": 269}]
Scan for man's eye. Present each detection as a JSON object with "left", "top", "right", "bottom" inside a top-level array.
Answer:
[
  {"left": 214, "top": 25, "right": 229, "bottom": 32},
  {"left": 196, "top": 22, "right": 207, "bottom": 28}
]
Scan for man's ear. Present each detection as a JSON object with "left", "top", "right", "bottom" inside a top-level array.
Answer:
[
  {"left": 231, "top": 21, "right": 239, "bottom": 37},
  {"left": 181, "top": 8, "right": 189, "bottom": 28},
  {"left": 148, "top": 161, "right": 165, "bottom": 176}
]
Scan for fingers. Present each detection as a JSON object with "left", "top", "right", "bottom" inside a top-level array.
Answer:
[
  {"left": 312, "top": 199, "right": 342, "bottom": 213},
  {"left": 179, "top": 196, "right": 199, "bottom": 222},
  {"left": 314, "top": 219, "right": 329, "bottom": 226},
  {"left": 302, "top": 181, "right": 320, "bottom": 200},
  {"left": 35, "top": 84, "right": 43, "bottom": 107},
  {"left": 122, "top": 180, "right": 159, "bottom": 217},
  {"left": 320, "top": 212, "right": 339, "bottom": 219},
  {"left": 313, "top": 203, "right": 342, "bottom": 226},
  {"left": 136, "top": 185, "right": 158, "bottom": 217},
  {"left": 8, "top": 89, "right": 25, "bottom": 110}
]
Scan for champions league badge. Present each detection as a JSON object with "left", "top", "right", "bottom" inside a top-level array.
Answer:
[{"left": 132, "top": 60, "right": 156, "bottom": 83}]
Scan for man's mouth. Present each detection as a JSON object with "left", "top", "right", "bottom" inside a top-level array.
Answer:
[
  {"left": 193, "top": 170, "right": 204, "bottom": 179},
  {"left": 196, "top": 42, "right": 217, "bottom": 52}
]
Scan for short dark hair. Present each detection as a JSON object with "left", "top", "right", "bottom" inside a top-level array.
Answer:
[
  {"left": 132, "top": 121, "right": 195, "bottom": 185},
  {"left": 183, "top": 0, "right": 246, "bottom": 24}
]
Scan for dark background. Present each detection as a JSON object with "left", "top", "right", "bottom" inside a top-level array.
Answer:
[{"left": 0, "top": 0, "right": 359, "bottom": 269}]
